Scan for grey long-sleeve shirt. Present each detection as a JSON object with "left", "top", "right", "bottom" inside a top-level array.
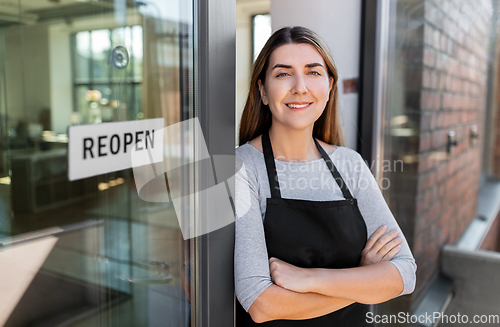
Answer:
[{"left": 234, "top": 142, "right": 417, "bottom": 312}]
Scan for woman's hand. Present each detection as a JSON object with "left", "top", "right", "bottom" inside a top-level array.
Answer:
[
  {"left": 360, "top": 226, "right": 402, "bottom": 266},
  {"left": 269, "top": 257, "right": 315, "bottom": 293}
]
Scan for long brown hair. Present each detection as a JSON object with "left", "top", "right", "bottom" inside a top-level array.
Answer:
[{"left": 238, "top": 26, "right": 345, "bottom": 147}]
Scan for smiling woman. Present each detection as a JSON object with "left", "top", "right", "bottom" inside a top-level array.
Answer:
[{"left": 235, "top": 26, "right": 416, "bottom": 326}]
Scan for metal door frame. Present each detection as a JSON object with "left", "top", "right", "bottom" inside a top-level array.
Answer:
[{"left": 195, "top": 0, "right": 236, "bottom": 326}]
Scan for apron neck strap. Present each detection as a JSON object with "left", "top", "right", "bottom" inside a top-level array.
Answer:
[
  {"left": 262, "top": 129, "right": 354, "bottom": 200},
  {"left": 313, "top": 138, "right": 354, "bottom": 200},
  {"left": 262, "top": 130, "right": 281, "bottom": 198}
]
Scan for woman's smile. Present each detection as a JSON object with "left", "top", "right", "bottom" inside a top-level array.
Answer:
[{"left": 285, "top": 101, "right": 313, "bottom": 110}]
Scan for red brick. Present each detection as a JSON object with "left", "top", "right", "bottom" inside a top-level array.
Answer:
[
  {"left": 460, "top": 111, "right": 468, "bottom": 123},
  {"left": 424, "top": 48, "right": 436, "bottom": 67},
  {"left": 447, "top": 38, "right": 454, "bottom": 55},
  {"left": 445, "top": 174, "right": 457, "bottom": 193},
  {"left": 418, "top": 155, "right": 431, "bottom": 173},
  {"left": 418, "top": 171, "right": 436, "bottom": 193},
  {"left": 446, "top": 75, "right": 454, "bottom": 92},
  {"left": 462, "top": 80, "right": 469, "bottom": 94},
  {"left": 438, "top": 182, "right": 447, "bottom": 197},
  {"left": 430, "top": 114, "right": 439, "bottom": 129},
  {"left": 422, "top": 70, "right": 431, "bottom": 88},
  {"left": 453, "top": 79, "right": 462, "bottom": 93},
  {"left": 431, "top": 130, "right": 447, "bottom": 148},
  {"left": 438, "top": 72, "right": 447, "bottom": 90},
  {"left": 440, "top": 34, "right": 447, "bottom": 52},
  {"left": 424, "top": 25, "right": 434, "bottom": 46},
  {"left": 413, "top": 234, "right": 424, "bottom": 257},
  {"left": 425, "top": 201, "right": 441, "bottom": 226},
  {"left": 419, "top": 133, "right": 432, "bottom": 152},
  {"left": 433, "top": 29, "right": 441, "bottom": 50},
  {"left": 442, "top": 94, "right": 451, "bottom": 109},
  {"left": 421, "top": 91, "right": 441, "bottom": 110},
  {"left": 421, "top": 114, "right": 432, "bottom": 131},
  {"left": 423, "top": 237, "right": 440, "bottom": 261},
  {"left": 436, "top": 53, "right": 446, "bottom": 71},
  {"left": 416, "top": 191, "right": 432, "bottom": 217},
  {"left": 431, "top": 71, "right": 439, "bottom": 89},
  {"left": 450, "top": 112, "right": 461, "bottom": 126},
  {"left": 443, "top": 17, "right": 453, "bottom": 34}
]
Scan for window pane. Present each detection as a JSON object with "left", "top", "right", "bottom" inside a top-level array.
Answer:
[
  {"left": 132, "top": 26, "right": 143, "bottom": 80},
  {"left": 1, "top": 0, "right": 195, "bottom": 325},
  {"left": 74, "top": 32, "right": 90, "bottom": 83},
  {"left": 75, "top": 85, "right": 89, "bottom": 124},
  {"left": 135, "top": 84, "right": 142, "bottom": 119},
  {"left": 94, "top": 85, "right": 113, "bottom": 123},
  {"left": 111, "top": 84, "right": 129, "bottom": 122},
  {"left": 91, "top": 29, "right": 111, "bottom": 83}
]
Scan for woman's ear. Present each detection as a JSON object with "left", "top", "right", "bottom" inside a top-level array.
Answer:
[
  {"left": 326, "top": 76, "right": 334, "bottom": 102},
  {"left": 257, "top": 79, "right": 269, "bottom": 105}
]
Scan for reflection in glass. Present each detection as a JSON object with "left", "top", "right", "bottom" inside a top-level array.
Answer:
[
  {"left": 74, "top": 32, "right": 90, "bottom": 83},
  {"left": 75, "top": 86, "right": 89, "bottom": 124},
  {"left": 73, "top": 26, "right": 143, "bottom": 124},
  {"left": 0, "top": 0, "right": 194, "bottom": 326},
  {"left": 132, "top": 25, "right": 144, "bottom": 80},
  {"left": 91, "top": 29, "right": 111, "bottom": 82}
]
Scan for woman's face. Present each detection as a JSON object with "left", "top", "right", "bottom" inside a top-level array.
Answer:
[{"left": 258, "top": 43, "right": 333, "bottom": 131}]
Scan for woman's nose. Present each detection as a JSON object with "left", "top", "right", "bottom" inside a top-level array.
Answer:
[{"left": 291, "top": 75, "right": 308, "bottom": 94}]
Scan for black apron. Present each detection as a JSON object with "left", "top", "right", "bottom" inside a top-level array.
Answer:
[{"left": 236, "top": 130, "right": 373, "bottom": 326}]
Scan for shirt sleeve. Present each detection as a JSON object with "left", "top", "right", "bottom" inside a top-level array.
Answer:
[
  {"left": 352, "top": 152, "right": 417, "bottom": 297},
  {"left": 234, "top": 152, "right": 273, "bottom": 312}
]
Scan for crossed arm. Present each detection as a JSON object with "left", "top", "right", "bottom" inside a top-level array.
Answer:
[{"left": 247, "top": 226, "right": 404, "bottom": 323}]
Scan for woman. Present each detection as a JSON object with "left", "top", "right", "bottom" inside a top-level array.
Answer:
[{"left": 234, "top": 26, "right": 416, "bottom": 326}]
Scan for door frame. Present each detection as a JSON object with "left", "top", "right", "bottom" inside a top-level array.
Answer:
[{"left": 195, "top": 0, "right": 236, "bottom": 326}]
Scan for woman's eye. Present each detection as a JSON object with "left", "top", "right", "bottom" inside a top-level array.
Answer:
[
  {"left": 309, "top": 71, "right": 321, "bottom": 76},
  {"left": 276, "top": 72, "right": 289, "bottom": 77}
]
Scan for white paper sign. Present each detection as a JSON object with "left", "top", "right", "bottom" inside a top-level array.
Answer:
[{"left": 68, "top": 118, "right": 164, "bottom": 181}]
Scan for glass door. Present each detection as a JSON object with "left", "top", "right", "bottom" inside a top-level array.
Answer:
[{"left": 0, "top": 1, "right": 197, "bottom": 326}]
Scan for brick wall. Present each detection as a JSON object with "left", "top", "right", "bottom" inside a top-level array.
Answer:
[
  {"left": 495, "top": 37, "right": 500, "bottom": 178},
  {"left": 479, "top": 212, "right": 500, "bottom": 252},
  {"left": 412, "top": 0, "right": 491, "bottom": 306},
  {"left": 495, "top": 104, "right": 500, "bottom": 177}
]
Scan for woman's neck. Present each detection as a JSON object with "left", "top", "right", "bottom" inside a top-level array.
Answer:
[{"left": 268, "top": 124, "right": 321, "bottom": 162}]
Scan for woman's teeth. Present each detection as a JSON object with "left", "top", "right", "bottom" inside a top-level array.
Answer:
[{"left": 286, "top": 103, "right": 310, "bottom": 109}]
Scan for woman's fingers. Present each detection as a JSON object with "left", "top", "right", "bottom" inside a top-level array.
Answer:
[
  {"left": 382, "top": 244, "right": 402, "bottom": 261},
  {"left": 360, "top": 227, "right": 404, "bottom": 266},
  {"left": 378, "top": 236, "right": 403, "bottom": 257},
  {"left": 371, "top": 229, "right": 399, "bottom": 253},
  {"left": 364, "top": 226, "right": 387, "bottom": 250}
]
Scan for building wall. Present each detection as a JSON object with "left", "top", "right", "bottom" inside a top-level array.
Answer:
[
  {"left": 494, "top": 34, "right": 500, "bottom": 178},
  {"left": 413, "top": 0, "right": 492, "bottom": 304},
  {"left": 495, "top": 99, "right": 500, "bottom": 177},
  {"left": 479, "top": 212, "right": 500, "bottom": 252}
]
